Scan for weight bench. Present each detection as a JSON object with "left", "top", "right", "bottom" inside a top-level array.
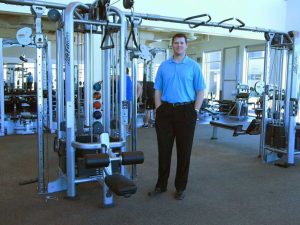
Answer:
[
  {"left": 210, "top": 121, "right": 244, "bottom": 139},
  {"left": 85, "top": 151, "right": 144, "bottom": 198},
  {"left": 210, "top": 119, "right": 261, "bottom": 139}
]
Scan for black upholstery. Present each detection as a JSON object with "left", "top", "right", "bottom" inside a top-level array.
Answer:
[
  {"left": 210, "top": 121, "right": 243, "bottom": 136},
  {"left": 105, "top": 174, "right": 137, "bottom": 197}
]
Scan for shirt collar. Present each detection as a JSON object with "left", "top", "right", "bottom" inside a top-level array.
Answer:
[{"left": 169, "top": 55, "right": 189, "bottom": 64}]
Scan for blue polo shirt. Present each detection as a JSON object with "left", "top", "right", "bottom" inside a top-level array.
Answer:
[
  {"left": 154, "top": 56, "right": 206, "bottom": 103},
  {"left": 117, "top": 75, "right": 133, "bottom": 101},
  {"left": 27, "top": 74, "right": 33, "bottom": 82}
]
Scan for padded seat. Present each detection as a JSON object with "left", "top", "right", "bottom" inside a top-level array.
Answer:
[
  {"left": 210, "top": 121, "right": 243, "bottom": 136},
  {"left": 105, "top": 174, "right": 137, "bottom": 197}
]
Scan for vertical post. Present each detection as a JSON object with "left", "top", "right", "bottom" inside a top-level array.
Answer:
[
  {"left": 84, "top": 33, "right": 91, "bottom": 127},
  {"left": 260, "top": 40, "right": 271, "bottom": 162},
  {"left": 64, "top": 2, "right": 89, "bottom": 197},
  {"left": 211, "top": 127, "right": 218, "bottom": 140},
  {"left": 56, "top": 29, "right": 64, "bottom": 139},
  {"left": 64, "top": 3, "right": 77, "bottom": 197},
  {"left": 0, "top": 39, "right": 4, "bottom": 136},
  {"left": 110, "top": 6, "right": 127, "bottom": 176},
  {"left": 89, "top": 27, "right": 94, "bottom": 137},
  {"left": 287, "top": 47, "right": 296, "bottom": 165},
  {"left": 131, "top": 58, "right": 138, "bottom": 178},
  {"left": 103, "top": 41, "right": 111, "bottom": 132},
  {"left": 31, "top": 5, "right": 46, "bottom": 194},
  {"left": 47, "top": 41, "right": 53, "bottom": 131},
  {"left": 36, "top": 47, "right": 45, "bottom": 193}
]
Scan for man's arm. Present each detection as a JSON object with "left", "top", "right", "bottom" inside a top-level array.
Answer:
[
  {"left": 154, "top": 90, "right": 162, "bottom": 109},
  {"left": 194, "top": 90, "right": 205, "bottom": 111}
]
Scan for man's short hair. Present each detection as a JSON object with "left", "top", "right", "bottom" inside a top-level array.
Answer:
[{"left": 172, "top": 33, "right": 187, "bottom": 44}]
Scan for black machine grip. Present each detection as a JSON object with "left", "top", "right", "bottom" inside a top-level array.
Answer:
[
  {"left": 120, "top": 151, "right": 144, "bottom": 165},
  {"left": 100, "top": 30, "right": 115, "bottom": 50},
  {"left": 85, "top": 153, "right": 110, "bottom": 168},
  {"left": 218, "top": 17, "right": 245, "bottom": 32},
  {"left": 184, "top": 14, "right": 211, "bottom": 29}
]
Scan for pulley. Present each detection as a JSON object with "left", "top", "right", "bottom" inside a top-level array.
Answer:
[{"left": 123, "top": 0, "right": 134, "bottom": 9}]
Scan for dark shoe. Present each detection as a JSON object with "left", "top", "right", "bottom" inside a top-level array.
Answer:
[
  {"left": 142, "top": 124, "right": 149, "bottom": 128},
  {"left": 148, "top": 187, "right": 167, "bottom": 197},
  {"left": 174, "top": 190, "right": 185, "bottom": 200}
]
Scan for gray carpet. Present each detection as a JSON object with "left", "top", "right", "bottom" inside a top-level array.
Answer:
[{"left": 1, "top": 124, "right": 300, "bottom": 225}]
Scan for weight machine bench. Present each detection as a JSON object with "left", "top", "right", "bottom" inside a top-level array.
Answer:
[
  {"left": 84, "top": 149, "right": 144, "bottom": 198},
  {"left": 50, "top": 133, "right": 144, "bottom": 208},
  {"left": 210, "top": 119, "right": 261, "bottom": 139}
]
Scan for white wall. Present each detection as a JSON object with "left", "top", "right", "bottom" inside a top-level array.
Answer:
[
  {"left": 286, "top": 0, "right": 300, "bottom": 37},
  {"left": 188, "top": 36, "right": 264, "bottom": 82}
]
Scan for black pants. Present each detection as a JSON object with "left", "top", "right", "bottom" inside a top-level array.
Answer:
[
  {"left": 155, "top": 102, "right": 197, "bottom": 191},
  {"left": 27, "top": 82, "right": 32, "bottom": 91}
]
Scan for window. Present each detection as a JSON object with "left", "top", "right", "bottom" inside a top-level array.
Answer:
[
  {"left": 203, "top": 51, "right": 221, "bottom": 100},
  {"left": 245, "top": 50, "right": 264, "bottom": 88}
]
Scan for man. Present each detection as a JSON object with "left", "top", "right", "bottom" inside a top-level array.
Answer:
[
  {"left": 26, "top": 72, "right": 33, "bottom": 91},
  {"left": 117, "top": 68, "right": 142, "bottom": 131},
  {"left": 142, "top": 80, "right": 155, "bottom": 128},
  {"left": 148, "top": 33, "right": 205, "bottom": 200},
  {"left": 118, "top": 67, "right": 142, "bottom": 103}
]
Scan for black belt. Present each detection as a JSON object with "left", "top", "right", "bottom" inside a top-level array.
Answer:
[{"left": 162, "top": 101, "right": 194, "bottom": 107}]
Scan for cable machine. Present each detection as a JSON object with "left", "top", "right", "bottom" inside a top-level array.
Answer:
[
  {"left": 259, "top": 32, "right": 299, "bottom": 166},
  {"left": 0, "top": 0, "right": 299, "bottom": 209}
]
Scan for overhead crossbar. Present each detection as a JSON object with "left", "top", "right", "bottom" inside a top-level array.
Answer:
[
  {"left": 124, "top": 12, "right": 288, "bottom": 35},
  {"left": 0, "top": 0, "right": 289, "bottom": 35},
  {"left": 0, "top": 0, "right": 66, "bottom": 9}
]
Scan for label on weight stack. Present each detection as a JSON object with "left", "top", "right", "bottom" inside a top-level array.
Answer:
[{"left": 121, "top": 101, "right": 129, "bottom": 125}]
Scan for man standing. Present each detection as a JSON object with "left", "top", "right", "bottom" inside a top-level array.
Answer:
[
  {"left": 26, "top": 72, "right": 33, "bottom": 91},
  {"left": 149, "top": 33, "right": 205, "bottom": 200},
  {"left": 142, "top": 80, "right": 155, "bottom": 128}
]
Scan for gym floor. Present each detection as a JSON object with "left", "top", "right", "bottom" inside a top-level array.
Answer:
[{"left": 1, "top": 122, "right": 300, "bottom": 225}]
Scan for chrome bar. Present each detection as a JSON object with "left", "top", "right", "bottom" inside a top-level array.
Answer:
[
  {"left": 124, "top": 12, "right": 287, "bottom": 35},
  {"left": 0, "top": 0, "right": 66, "bottom": 9},
  {"left": 55, "top": 30, "right": 63, "bottom": 138},
  {"left": 103, "top": 39, "right": 111, "bottom": 132},
  {"left": 47, "top": 40, "right": 53, "bottom": 131},
  {"left": 37, "top": 47, "right": 45, "bottom": 193},
  {"left": 287, "top": 44, "right": 297, "bottom": 164},
  {"left": 260, "top": 41, "right": 271, "bottom": 161},
  {"left": 84, "top": 33, "right": 91, "bottom": 127},
  {"left": 131, "top": 58, "right": 138, "bottom": 178},
  {"left": 75, "top": 176, "right": 102, "bottom": 184},
  {"left": 74, "top": 19, "right": 121, "bottom": 27},
  {"left": 110, "top": 6, "right": 127, "bottom": 176},
  {"left": 71, "top": 141, "right": 126, "bottom": 150},
  {"left": 64, "top": 2, "right": 89, "bottom": 197}
]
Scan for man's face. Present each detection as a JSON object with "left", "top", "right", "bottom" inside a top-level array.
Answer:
[{"left": 172, "top": 37, "right": 187, "bottom": 56}]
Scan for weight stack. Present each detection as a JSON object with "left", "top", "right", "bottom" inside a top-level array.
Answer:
[
  {"left": 75, "top": 135, "right": 100, "bottom": 177},
  {"left": 272, "top": 125, "right": 286, "bottom": 148},
  {"left": 265, "top": 123, "right": 274, "bottom": 146},
  {"left": 265, "top": 123, "right": 286, "bottom": 148},
  {"left": 295, "top": 127, "right": 300, "bottom": 151}
]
